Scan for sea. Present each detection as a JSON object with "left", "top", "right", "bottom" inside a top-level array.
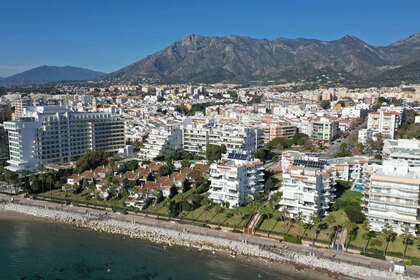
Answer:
[{"left": 0, "top": 212, "right": 325, "bottom": 280}]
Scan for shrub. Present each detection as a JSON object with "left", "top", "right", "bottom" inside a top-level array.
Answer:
[
  {"left": 284, "top": 234, "right": 302, "bottom": 244},
  {"left": 360, "top": 252, "right": 385, "bottom": 260}
]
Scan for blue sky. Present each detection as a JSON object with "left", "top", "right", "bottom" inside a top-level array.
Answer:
[{"left": 1, "top": 0, "right": 419, "bottom": 77}]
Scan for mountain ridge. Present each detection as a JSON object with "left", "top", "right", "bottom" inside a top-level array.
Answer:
[
  {"left": 1, "top": 65, "right": 105, "bottom": 86},
  {"left": 104, "top": 32, "right": 420, "bottom": 84}
]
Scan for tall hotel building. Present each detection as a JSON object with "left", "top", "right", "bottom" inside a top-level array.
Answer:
[
  {"left": 363, "top": 160, "right": 420, "bottom": 234},
  {"left": 4, "top": 106, "right": 124, "bottom": 171}
]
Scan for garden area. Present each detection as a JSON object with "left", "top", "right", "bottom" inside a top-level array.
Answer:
[{"left": 257, "top": 180, "right": 420, "bottom": 262}]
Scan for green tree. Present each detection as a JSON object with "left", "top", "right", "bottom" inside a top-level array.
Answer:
[
  {"left": 363, "top": 230, "right": 377, "bottom": 254},
  {"left": 156, "top": 190, "right": 164, "bottom": 204},
  {"left": 182, "top": 179, "right": 191, "bottom": 193},
  {"left": 313, "top": 223, "right": 329, "bottom": 246},
  {"left": 401, "top": 226, "right": 414, "bottom": 259},
  {"left": 382, "top": 223, "right": 397, "bottom": 257},
  {"left": 345, "top": 224, "right": 359, "bottom": 251},
  {"left": 181, "top": 158, "right": 191, "bottom": 169},
  {"left": 206, "top": 144, "right": 225, "bottom": 163},
  {"left": 169, "top": 184, "right": 178, "bottom": 199},
  {"left": 320, "top": 100, "right": 331, "bottom": 109},
  {"left": 147, "top": 172, "right": 154, "bottom": 181},
  {"left": 75, "top": 150, "right": 108, "bottom": 173}
]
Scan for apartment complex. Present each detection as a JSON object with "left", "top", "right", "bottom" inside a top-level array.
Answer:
[
  {"left": 4, "top": 106, "right": 124, "bottom": 171},
  {"left": 311, "top": 117, "right": 339, "bottom": 142},
  {"left": 367, "top": 111, "right": 400, "bottom": 139},
  {"left": 263, "top": 122, "right": 297, "bottom": 144},
  {"left": 181, "top": 120, "right": 263, "bottom": 155},
  {"left": 279, "top": 151, "right": 336, "bottom": 221},
  {"left": 327, "top": 156, "right": 369, "bottom": 181},
  {"left": 363, "top": 160, "right": 420, "bottom": 233},
  {"left": 12, "top": 97, "right": 32, "bottom": 119},
  {"left": 383, "top": 139, "right": 420, "bottom": 167},
  {"left": 209, "top": 153, "right": 264, "bottom": 207},
  {"left": 140, "top": 126, "right": 182, "bottom": 160}
]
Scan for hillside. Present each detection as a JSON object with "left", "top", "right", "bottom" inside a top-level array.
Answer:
[
  {"left": 104, "top": 32, "right": 420, "bottom": 84},
  {"left": 1, "top": 66, "right": 105, "bottom": 86}
]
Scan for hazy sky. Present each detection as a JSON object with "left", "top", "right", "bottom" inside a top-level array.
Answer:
[{"left": 1, "top": 0, "right": 419, "bottom": 76}]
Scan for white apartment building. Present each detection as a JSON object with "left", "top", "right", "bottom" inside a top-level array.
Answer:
[
  {"left": 364, "top": 160, "right": 420, "bottom": 234},
  {"left": 367, "top": 111, "right": 400, "bottom": 139},
  {"left": 327, "top": 156, "right": 370, "bottom": 181},
  {"left": 139, "top": 126, "right": 182, "bottom": 160},
  {"left": 4, "top": 106, "right": 124, "bottom": 171},
  {"left": 279, "top": 151, "right": 336, "bottom": 222},
  {"left": 209, "top": 153, "right": 264, "bottom": 207},
  {"left": 181, "top": 120, "right": 263, "bottom": 155},
  {"left": 383, "top": 139, "right": 420, "bottom": 167},
  {"left": 311, "top": 117, "right": 339, "bottom": 142},
  {"left": 358, "top": 128, "right": 380, "bottom": 145}
]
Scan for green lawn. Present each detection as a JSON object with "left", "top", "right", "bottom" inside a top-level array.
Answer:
[
  {"left": 40, "top": 189, "right": 127, "bottom": 209},
  {"left": 258, "top": 188, "right": 420, "bottom": 260}
]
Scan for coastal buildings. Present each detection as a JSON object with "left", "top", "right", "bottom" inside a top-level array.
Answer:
[
  {"left": 140, "top": 126, "right": 182, "bottom": 160},
  {"left": 363, "top": 160, "right": 420, "bottom": 234},
  {"left": 279, "top": 151, "right": 336, "bottom": 222},
  {"left": 4, "top": 106, "right": 124, "bottom": 171},
  {"left": 327, "top": 156, "right": 370, "bottom": 181},
  {"left": 208, "top": 152, "right": 264, "bottom": 207},
  {"left": 383, "top": 139, "right": 420, "bottom": 167},
  {"left": 181, "top": 120, "right": 263, "bottom": 155}
]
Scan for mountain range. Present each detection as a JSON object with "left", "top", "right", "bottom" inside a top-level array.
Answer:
[
  {"left": 0, "top": 66, "right": 105, "bottom": 86},
  {"left": 104, "top": 32, "right": 420, "bottom": 85}
]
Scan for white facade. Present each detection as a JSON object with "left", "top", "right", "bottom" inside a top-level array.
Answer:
[
  {"left": 383, "top": 139, "right": 420, "bottom": 167},
  {"left": 181, "top": 120, "right": 263, "bottom": 155},
  {"left": 367, "top": 111, "right": 400, "bottom": 139},
  {"left": 209, "top": 153, "right": 264, "bottom": 207},
  {"left": 279, "top": 151, "right": 336, "bottom": 222},
  {"left": 311, "top": 117, "right": 339, "bottom": 142},
  {"left": 140, "top": 126, "right": 182, "bottom": 160},
  {"left": 358, "top": 128, "right": 380, "bottom": 145},
  {"left": 327, "top": 156, "right": 369, "bottom": 181},
  {"left": 364, "top": 160, "right": 420, "bottom": 234},
  {"left": 4, "top": 106, "right": 124, "bottom": 171}
]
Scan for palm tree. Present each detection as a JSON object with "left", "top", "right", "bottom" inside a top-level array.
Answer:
[
  {"left": 382, "top": 223, "right": 397, "bottom": 257},
  {"left": 295, "top": 211, "right": 304, "bottom": 238},
  {"left": 313, "top": 222, "right": 328, "bottom": 246},
  {"left": 363, "top": 230, "right": 377, "bottom": 254},
  {"left": 345, "top": 224, "right": 359, "bottom": 252},
  {"left": 401, "top": 226, "right": 414, "bottom": 260}
]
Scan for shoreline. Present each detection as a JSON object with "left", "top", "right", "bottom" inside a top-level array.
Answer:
[{"left": 0, "top": 201, "right": 415, "bottom": 280}]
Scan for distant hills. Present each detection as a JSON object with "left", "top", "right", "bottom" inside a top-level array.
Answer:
[
  {"left": 0, "top": 65, "right": 105, "bottom": 86},
  {"left": 104, "top": 32, "right": 420, "bottom": 85}
]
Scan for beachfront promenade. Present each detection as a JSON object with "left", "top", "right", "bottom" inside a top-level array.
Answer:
[{"left": 1, "top": 193, "right": 420, "bottom": 280}]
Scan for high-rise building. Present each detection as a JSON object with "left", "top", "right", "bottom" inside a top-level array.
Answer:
[
  {"left": 4, "top": 106, "right": 124, "bottom": 171},
  {"left": 12, "top": 97, "right": 32, "bottom": 119},
  {"left": 263, "top": 122, "right": 297, "bottom": 144},
  {"left": 383, "top": 139, "right": 420, "bottom": 167},
  {"left": 279, "top": 151, "right": 336, "bottom": 221},
  {"left": 209, "top": 152, "right": 264, "bottom": 207},
  {"left": 181, "top": 121, "right": 263, "bottom": 155},
  {"left": 311, "top": 117, "right": 339, "bottom": 142},
  {"left": 363, "top": 160, "right": 420, "bottom": 233},
  {"left": 139, "top": 126, "right": 182, "bottom": 160},
  {"left": 367, "top": 110, "right": 401, "bottom": 139}
]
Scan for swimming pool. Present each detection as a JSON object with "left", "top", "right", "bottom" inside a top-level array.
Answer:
[{"left": 353, "top": 184, "right": 364, "bottom": 191}]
